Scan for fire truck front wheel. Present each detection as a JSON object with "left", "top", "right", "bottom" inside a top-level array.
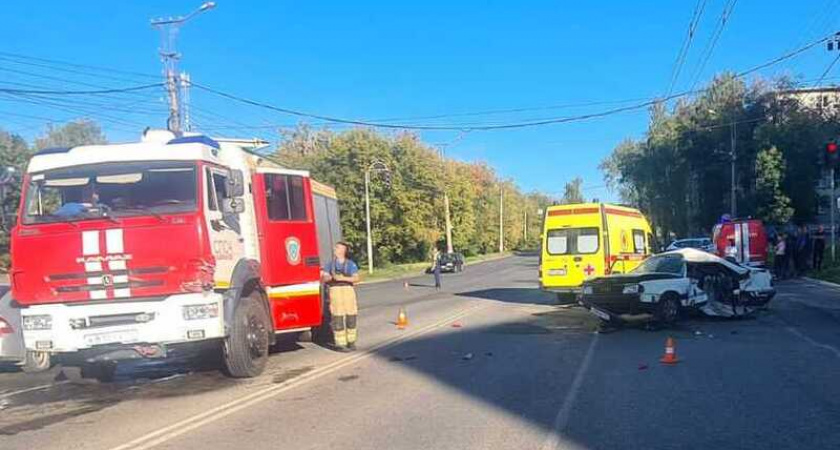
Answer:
[{"left": 223, "top": 292, "right": 270, "bottom": 378}]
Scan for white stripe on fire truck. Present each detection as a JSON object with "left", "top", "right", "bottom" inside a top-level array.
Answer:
[
  {"left": 107, "top": 229, "right": 130, "bottom": 298},
  {"left": 82, "top": 230, "right": 100, "bottom": 255},
  {"left": 82, "top": 231, "right": 107, "bottom": 299},
  {"left": 106, "top": 229, "right": 124, "bottom": 254}
]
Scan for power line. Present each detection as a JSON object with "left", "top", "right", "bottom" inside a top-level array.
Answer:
[
  {"left": 689, "top": 0, "right": 739, "bottom": 90},
  {"left": 0, "top": 50, "right": 159, "bottom": 80},
  {"left": 0, "top": 83, "right": 163, "bottom": 95},
  {"left": 816, "top": 53, "right": 840, "bottom": 86},
  {"left": 188, "top": 31, "right": 830, "bottom": 133},
  {"left": 666, "top": 0, "right": 709, "bottom": 97}
]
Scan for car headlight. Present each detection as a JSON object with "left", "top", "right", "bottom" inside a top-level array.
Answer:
[
  {"left": 622, "top": 284, "right": 643, "bottom": 294},
  {"left": 22, "top": 314, "right": 52, "bottom": 331},
  {"left": 582, "top": 285, "right": 593, "bottom": 295},
  {"left": 182, "top": 303, "right": 220, "bottom": 321}
]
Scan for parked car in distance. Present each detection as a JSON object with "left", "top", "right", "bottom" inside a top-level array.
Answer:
[
  {"left": 0, "top": 288, "right": 52, "bottom": 372},
  {"left": 665, "top": 237, "right": 715, "bottom": 253},
  {"left": 427, "top": 252, "right": 465, "bottom": 273}
]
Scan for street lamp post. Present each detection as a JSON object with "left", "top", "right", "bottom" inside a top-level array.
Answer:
[
  {"left": 151, "top": 2, "right": 216, "bottom": 134},
  {"left": 364, "top": 160, "right": 390, "bottom": 274}
]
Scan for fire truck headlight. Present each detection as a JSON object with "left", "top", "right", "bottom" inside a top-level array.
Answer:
[
  {"left": 182, "top": 303, "right": 219, "bottom": 321},
  {"left": 23, "top": 314, "right": 52, "bottom": 331}
]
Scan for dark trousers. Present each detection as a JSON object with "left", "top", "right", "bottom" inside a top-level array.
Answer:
[
  {"left": 774, "top": 254, "right": 787, "bottom": 279},
  {"left": 813, "top": 243, "right": 825, "bottom": 271}
]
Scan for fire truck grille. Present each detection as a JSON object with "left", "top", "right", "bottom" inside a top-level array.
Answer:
[
  {"left": 55, "top": 280, "right": 164, "bottom": 293},
  {"left": 47, "top": 266, "right": 168, "bottom": 281}
]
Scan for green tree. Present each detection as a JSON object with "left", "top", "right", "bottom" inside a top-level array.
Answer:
[
  {"left": 561, "top": 177, "right": 585, "bottom": 204},
  {"left": 755, "top": 146, "right": 794, "bottom": 224},
  {"left": 0, "top": 129, "right": 32, "bottom": 267},
  {"left": 34, "top": 119, "right": 106, "bottom": 150}
]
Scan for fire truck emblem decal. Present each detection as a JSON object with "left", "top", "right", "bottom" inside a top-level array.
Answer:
[
  {"left": 80, "top": 229, "right": 132, "bottom": 300},
  {"left": 285, "top": 237, "right": 302, "bottom": 265}
]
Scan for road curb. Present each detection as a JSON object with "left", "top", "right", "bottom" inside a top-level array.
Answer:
[
  {"left": 802, "top": 276, "right": 840, "bottom": 289},
  {"left": 359, "top": 253, "right": 513, "bottom": 286}
]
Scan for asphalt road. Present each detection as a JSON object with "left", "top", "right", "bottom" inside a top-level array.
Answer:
[{"left": 1, "top": 255, "right": 839, "bottom": 450}]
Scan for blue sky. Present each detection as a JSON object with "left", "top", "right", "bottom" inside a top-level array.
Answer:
[{"left": 1, "top": 1, "right": 839, "bottom": 200}]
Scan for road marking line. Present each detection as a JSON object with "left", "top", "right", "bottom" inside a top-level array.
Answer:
[
  {"left": 540, "top": 333, "right": 600, "bottom": 450},
  {"left": 785, "top": 326, "right": 840, "bottom": 360},
  {"left": 109, "top": 303, "right": 486, "bottom": 450},
  {"left": 0, "top": 381, "right": 70, "bottom": 400}
]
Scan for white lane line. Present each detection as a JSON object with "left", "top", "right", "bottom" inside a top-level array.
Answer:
[
  {"left": 785, "top": 326, "right": 840, "bottom": 360},
  {"left": 540, "top": 333, "right": 600, "bottom": 450},
  {"left": 109, "top": 303, "right": 486, "bottom": 450},
  {"left": 0, "top": 381, "right": 70, "bottom": 400}
]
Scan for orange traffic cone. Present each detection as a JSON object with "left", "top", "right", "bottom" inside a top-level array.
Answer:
[
  {"left": 397, "top": 307, "right": 408, "bottom": 329},
  {"left": 660, "top": 337, "right": 679, "bottom": 365}
]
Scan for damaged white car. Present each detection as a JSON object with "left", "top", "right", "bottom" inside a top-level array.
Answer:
[{"left": 579, "top": 248, "right": 775, "bottom": 326}]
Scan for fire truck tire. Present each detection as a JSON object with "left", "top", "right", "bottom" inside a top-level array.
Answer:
[
  {"left": 223, "top": 292, "right": 270, "bottom": 378},
  {"left": 21, "top": 351, "right": 51, "bottom": 373}
]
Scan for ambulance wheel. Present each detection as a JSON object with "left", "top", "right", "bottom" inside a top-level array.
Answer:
[
  {"left": 21, "top": 351, "right": 51, "bottom": 373},
  {"left": 223, "top": 292, "right": 270, "bottom": 378},
  {"left": 656, "top": 294, "right": 681, "bottom": 326}
]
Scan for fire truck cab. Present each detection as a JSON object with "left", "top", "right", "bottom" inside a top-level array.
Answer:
[{"left": 10, "top": 129, "right": 341, "bottom": 379}]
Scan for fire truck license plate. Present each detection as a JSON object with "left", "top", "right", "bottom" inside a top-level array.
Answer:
[{"left": 84, "top": 330, "right": 139, "bottom": 346}]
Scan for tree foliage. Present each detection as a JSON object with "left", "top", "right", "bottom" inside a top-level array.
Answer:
[
  {"left": 274, "top": 127, "right": 553, "bottom": 266},
  {"left": 755, "top": 146, "right": 793, "bottom": 224},
  {"left": 601, "top": 73, "right": 839, "bottom": 240},
  {"left": 561, "top": 177, "right": 585, "bottom": 204}
]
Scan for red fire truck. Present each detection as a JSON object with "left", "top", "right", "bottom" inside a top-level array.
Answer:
[
  {"left": 712, "top": 218, "right": 768, "bottom": 267},
  {"left": 9, "top": 129, "right": 342, "bottom": 379}
]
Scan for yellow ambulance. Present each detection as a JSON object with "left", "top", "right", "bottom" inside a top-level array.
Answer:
[{"left": 539, "top": 203, "right": 654, "bottom": 301}]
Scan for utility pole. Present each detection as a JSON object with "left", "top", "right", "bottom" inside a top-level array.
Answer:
[
  {"left": 730, "top": 120, "right": 737, "bottom": 217},
  {"left": 830, "top": 165, "right": 837, "bottom": 262},
  {"left": 364, "top": 160, "right": 390, "bottom": 274},
  {"left": 181, "top": 72, "right": 192, "bottom": 132},
  {"left": 523, "top": 210, "right": 527, "bottom": 242},
  {"left": 151, "top": 2, "right": 216, "bottom": 134},
  {"left": 444, "top": 193, "right": 453, "bottom": 254},
  {"left": 499, "top": 184, "right": 504, "bottom": 253}
]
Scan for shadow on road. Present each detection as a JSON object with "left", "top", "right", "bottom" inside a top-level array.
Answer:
[{"left": 456, "top": 287, "right": 557, "bottom": 306}]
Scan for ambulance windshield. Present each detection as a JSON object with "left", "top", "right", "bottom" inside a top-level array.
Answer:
[{"left": 22, "top": 161, "right": 197, "bottom": 224}]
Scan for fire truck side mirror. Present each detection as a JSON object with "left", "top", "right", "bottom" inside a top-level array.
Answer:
[
  {"left": 227, "top": 170, "right": 245, "bottom": 198},
  {"left": 223, "top": 198, "right": 246, "bottom": 215}
]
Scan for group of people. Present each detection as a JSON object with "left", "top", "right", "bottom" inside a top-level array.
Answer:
[{"left": 773, "top": 225, "right": 827, "bottom": 279}]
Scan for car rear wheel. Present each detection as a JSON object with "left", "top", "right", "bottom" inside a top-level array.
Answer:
[
  {"left": 21, "top": 350, "right": 51, "bottom": 373},
  {"left": 656, "top": 294, "right": 681, "bottom": 326},
  {"left": 223, "top": 291, "right": 270, "bottom": 378}
]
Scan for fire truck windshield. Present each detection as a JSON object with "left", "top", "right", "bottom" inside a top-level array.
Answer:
[{"left": 22, "top": 161, "right": 197, "bottom": 224}]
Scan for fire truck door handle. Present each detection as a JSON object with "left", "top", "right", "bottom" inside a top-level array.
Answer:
[{"left": 573, "top": 256, "right": 582, "bottom": 262}]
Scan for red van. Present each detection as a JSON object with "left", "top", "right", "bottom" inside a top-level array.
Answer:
[{"left": 712, "top": 219, "right": 768, "bottom": 267}]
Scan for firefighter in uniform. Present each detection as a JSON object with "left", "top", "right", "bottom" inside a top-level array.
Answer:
[{"left": 321, "top": 242, "right": 360, "bottom": 352}]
